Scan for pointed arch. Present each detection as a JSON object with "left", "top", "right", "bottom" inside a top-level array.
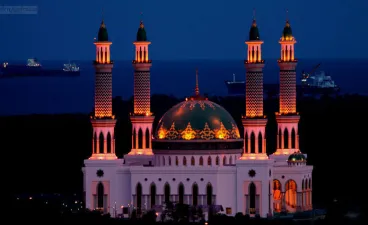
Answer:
[
  {"left": 136, "top": 183, "right": 142, "bottom": 212},
  {"left": 258, "top": 131, "right": 263, "bottom": 153},
  {"left": 97, "top": 182, "right": 104, "bottom": 208},
  {"left": 278, "top": 128, "right": 282, "bottom": 149},
  {"left": 291, "top": 128, "right": 296, "bottom": 148},
  {"left": 308, "top": 178, "right": 311, "bottom": 189},
  {"left": 273, "top": 179, "right": 282, "bottom": 213},
  {"left": 150, "top": 183, "right": 156, "bottom": 207},
  {"left": 284, "top": 128, "right": 289, "bottom": 149},
  {"left": 285, "top": 179, "right": 297, "bottom": 209},
  {"left": 133, "top": 128, "right": 136, "bottom": 149},
  {"left": 223, "top": 156, "right": 227, "bottom": 165},
  {"left": 199, "top": 156, "right": 203, "bottom": 166},
  {"left": 164, "top": 183, "right": 170, "bottom": 203},
  {"left": 191, "top": 156, "right": 195, "bottom": 166},
  {"left": 250, "top": 132, "right": 256, "bottom": 153},
  {"left": 93, "top": 132, "right": 97, "bottom": 153},
  {"left": 305, "top": 179, "right": 308, "bottom": 190},
  {"left": 215, "top": 156, "right": 219, "bottom": 165},
  {"left": 107, "top": 132, "right": 112, "bottom": 153},
  {"left": 207, "top": 156, "right": 212, "bottom": 166},
  {"left": 183, "top": 156, "right": 187, "bottom": 166},
  {"left": 192, "top": 183, "right": 199, "bottom": 206},
  {"left": 178, "top": 183, "right": 184, "bottom": 204},
  {"left": 206, "top": 183, "right": 213, "bottom": 205},
  {"left": 99, "top": 132, "right": 104, "bottom": 153},
  {"left": 169, "top": 156, "right": 172, "bottom": 166},
  {"left": 249, "top": 182, "right": 256, "bottom": 214},
  {"left": 229, "top": 156, "right": 233, "bottom": 164},
  {"left": 176, "top": 156, "right": 179, "bottom": 166},
  {"left": 138, "top": 128, "right": 143, "bottom": 149},
  {"left": 163, "top": 156, "right": 165, "bottom": 166},
  {"left": 145, "top": 128, "right": 150, "bottom": 149},
  {"left": 245, "top": 132, "right": 249, "bottom": 153}
]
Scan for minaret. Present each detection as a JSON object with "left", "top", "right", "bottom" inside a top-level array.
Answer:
[
  {"left": 89, "top": 19, "right": 117, "bottom": 160},
  {"left": 128, "top": 18, "right": 154, "bottom": 157},
  {"left": 241, "top": 11, "right": 268, "bottom": 160},
  {"left": 275, "top": 12, "right": 300, "bottom": 155}
]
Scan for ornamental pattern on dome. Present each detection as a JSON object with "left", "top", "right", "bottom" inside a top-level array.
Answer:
[
  {"left": 157, "top": 121, "right": 240, "bottom": 140},
  {"left": 155, "top": 99, "right": 240, "bottom": 140}
]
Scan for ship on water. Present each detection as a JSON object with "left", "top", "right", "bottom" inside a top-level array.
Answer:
[
  {"left": 300, "top": 63, "right": 340, "bottom": 96},
  {"left": 225, "top": 63, "right": 340, "bottom": 97},
  {"left": 0, "top": 58, "right": 80, "bottom": 78}
]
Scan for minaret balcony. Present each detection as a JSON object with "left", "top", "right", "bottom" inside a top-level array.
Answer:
[
  {"left": 132, "top": 59, "right": 152, "bottom": 64},
  {"left": 244, "top": 59, "right": 265, "bottom": 64},
  {"left": 277, "top": 59, "right": 298, "bottom": 63},
  {"left": 93, "top": 60, "right": 114, "bottom": 65}
]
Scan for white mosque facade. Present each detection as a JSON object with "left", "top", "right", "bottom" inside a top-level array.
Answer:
[{"left": 82, "top": 17, "right": 313, "bottom": 219}]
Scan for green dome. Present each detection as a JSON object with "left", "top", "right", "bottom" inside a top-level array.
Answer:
[
  {"left": 136, "top": 21, "right": 147, "bottom": 41},
  {"left": 155, "top": 99, "right": 240, "bottom": 141},
  {"left": 98, "top": 20, "right": 108, "bottom": 42},
  {"left": 288, "top": 151, "right": 306, "bottom": 162},
  {"left": 249, "top": 20, "right": 260, "bottom": 40},
  {"left": 282, "top": 21, "right": 293, "bottom": 39}
]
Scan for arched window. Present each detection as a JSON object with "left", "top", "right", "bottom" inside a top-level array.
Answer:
[
  {"left": 176, "top": 156, "right": 179, "bottom": 166},
  {"left": 164, "top": 183, "right": 170, "bottom": 203},
  {"left": 199, "top": 156, "right": 203, "bottom": 166},
  {"left": 245, "top": 132, "right": 249, "bottom": 153},
  {"left": 138, "top": 129, "right": 143, "bottom": 149},
  {"left": 99, "top": 132, "right": 104, "bottom": 153},
  {"left": 206, "top": 183, "right": 213, "bottom": 205},
  {"left": 278, "top": 129, "right": 282, "bottom": 149},
  {"left": 192, "top": 183, "right": 198, "bottom": 206},
  {"left": 191, "top": 156, "right": 195, "bottom": 166},
  {"left": 284, "top": 128, "right": 289, "bottom": 149},
  {"left": 223, "top": 156, "right": 227, "bottom": 165},
  {"left": 93, "top": 132, "right": 97, "bottom": 153},
  {"left": 249, "top": 182, "right": 256, "bottom": 214},
  {"left": 291, "top": 128, "right": 296, "bottom": 148},
  {"left": 250, "top": 132, "right": 255, "bottom": 153},
  {"left": 97, "top": 182, "right": 104, "bottom": 209},
  {"left": 136, "top": 183, "right": 142, "bottom": 212},
  {"left": 107, "top": 132, "right": 112, "bottom": 153},
  {"left": 273, "top": 179, "right": 282, "bottom": 212},
  {"left": 258, "top": 132, "right": 262, "bottom": 153},
  {"left": 133, "top": 128, "right": 136, "bottom": 149},
  {"left": 183, "top": 157, "right": 187, "bottom": 166},
  {"left": 145, "top": 128, "right": 150, "bottom": 149},
  {"left": 215, "top": 156, "right": 219, "bottom": 165},
  {"left": 163, "top": 157, "right": 165, "bottom": 166},
  {"left": 285, "top": 180, "right": 297, "bottom": 209},
  {"left": 178, "top": 183, "right": 184, "bottom": 204},
  {"left": 229, "top": 156, "right": 233, "bottom": 164},
  {"left": 207, "top": 156, "right": 212, "bottom": 166},
  {"left": 150, "top": 183, "right": 156, "bottom": 207},
  {"left": 169, "top": 157, "right": 171, "bottom": 166}
]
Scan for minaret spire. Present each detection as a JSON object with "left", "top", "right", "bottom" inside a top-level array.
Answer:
[
  {"left": 241, "top": 10, "right": 267, "bottom": 160},
  {"left": 89, "top": 18, "right": 116, "bottom": 160},
  {"left": 126, "top": 16, "right": 154, "bottom": 160},
  {"left": 195, "top": 68, "right": 200, "bottom": 96}
]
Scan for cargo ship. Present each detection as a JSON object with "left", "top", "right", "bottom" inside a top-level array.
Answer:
[{"left": 0, "top": 58, "right": 80, "bottom": 78}]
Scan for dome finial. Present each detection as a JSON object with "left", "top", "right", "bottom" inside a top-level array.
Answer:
[
  {"left": 140, "top": 12, "right": 144, "bottom": 28},
  {"left": 252, "top": 8, "right": 257, "bottom": 27},
  {"left": 195, "top": 68, "right": 200, "bottom": 96},
  {"left": 100, "top": 7, "right": 106, "bottom": 28}
]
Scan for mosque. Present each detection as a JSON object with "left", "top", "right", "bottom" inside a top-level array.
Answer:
[{"left": 82, "top": 14, "right": 313, "bottom": 218}]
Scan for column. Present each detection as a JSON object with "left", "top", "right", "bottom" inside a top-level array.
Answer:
[
  {"left": 281, "top": 134, "right": 284, "bottom": 149},
  {"left": 255, "top": 133, "right": 259, "bottom": 153},
  {"left": 263, "top": 138, "right": 266, "bottom": 153},
  {"left": 247, "top": 136, "right": 251, "bottom": 153}
]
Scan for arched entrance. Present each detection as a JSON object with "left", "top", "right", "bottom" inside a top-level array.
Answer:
[
  {"left": 249, "top": 182, "right": 256, "bottom": 214},
  {"left": 273, "top": 179, "right": 282, "bottom": 212},
  {"left": 285, "top": 180, "right": 297, "bottom": 212}
]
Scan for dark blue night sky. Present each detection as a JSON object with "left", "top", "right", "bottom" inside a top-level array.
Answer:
[{"left": 1, "top": 0, "right": 368, "bottom": 60}]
